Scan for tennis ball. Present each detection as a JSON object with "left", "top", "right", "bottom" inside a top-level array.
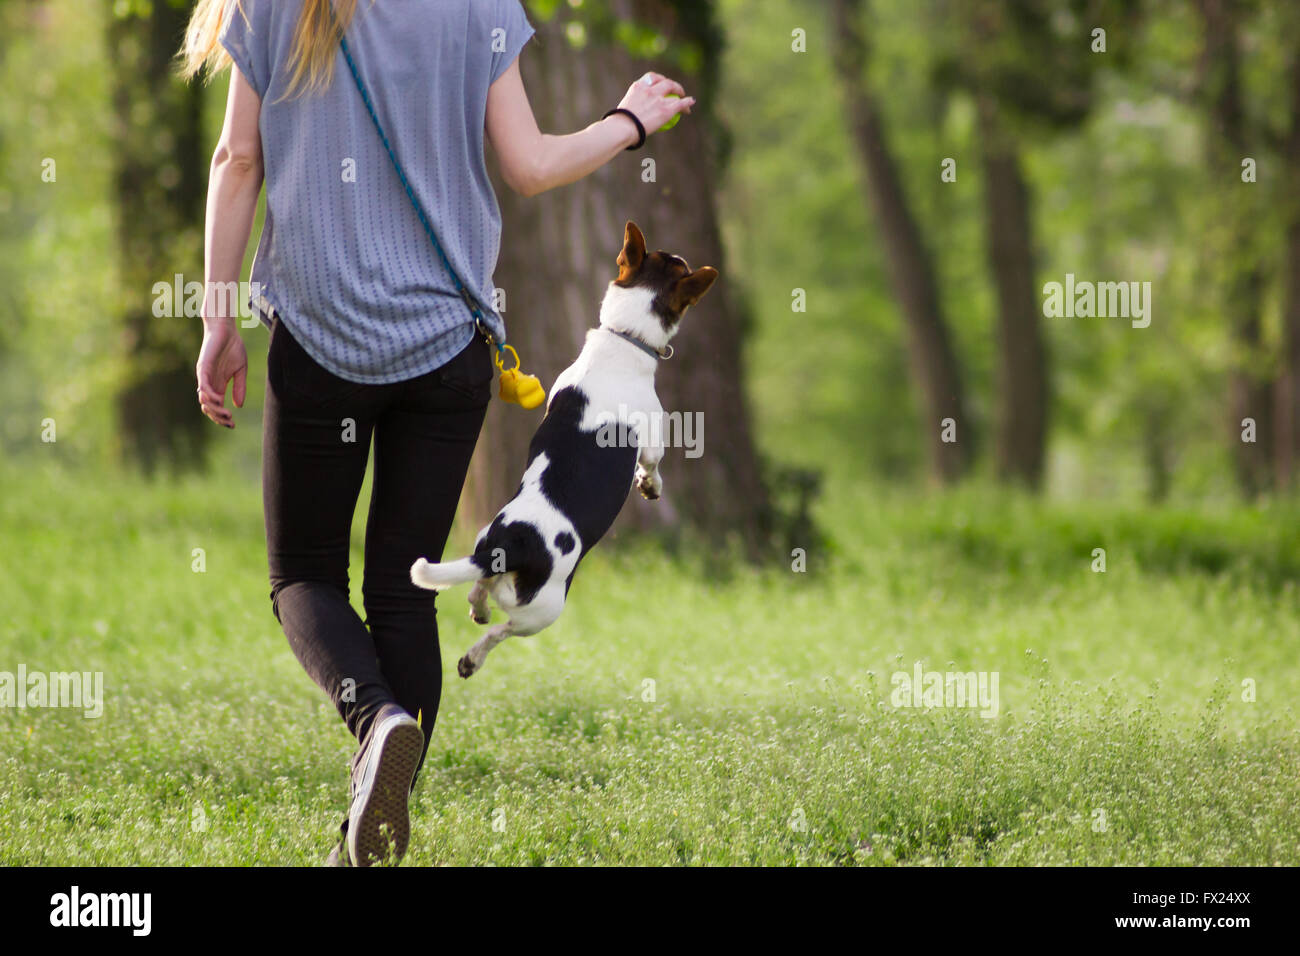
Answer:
[{"left": 660, "top": 94, "right": 682, "bottom": 131}]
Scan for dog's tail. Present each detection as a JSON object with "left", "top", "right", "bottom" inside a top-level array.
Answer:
[{"left": 410, "top": 555, "right": 481, "bottom": 592}]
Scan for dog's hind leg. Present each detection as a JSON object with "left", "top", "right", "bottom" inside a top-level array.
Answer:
[
  {"left": 467, "top": 580, "right": 491, "bottom": 625},
  {"left": 458, "top": 581, "right": 566, "bottom": 679},
  {"left": 458, "top": 622, "right": 517, "bottom": 679}
]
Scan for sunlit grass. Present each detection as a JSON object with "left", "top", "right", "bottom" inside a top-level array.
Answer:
[{"left": 1, "top": 462, "right": 1297, "bottom": 865}]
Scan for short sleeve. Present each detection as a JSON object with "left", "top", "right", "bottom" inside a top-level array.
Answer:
[
  {"left": 489, "top": 0, "right": 535, "bottom": 85},
  {"left": 219, "top": 0, "right": 271, "bottom": 98}
]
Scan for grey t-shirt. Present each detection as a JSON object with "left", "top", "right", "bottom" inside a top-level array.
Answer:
[{"left": 220, "top": 0, "right": 533, "bottom": 383}]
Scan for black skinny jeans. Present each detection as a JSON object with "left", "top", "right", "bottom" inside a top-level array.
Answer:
[{"left": 262, "top": 315, "right": 491, "bottom": 783}]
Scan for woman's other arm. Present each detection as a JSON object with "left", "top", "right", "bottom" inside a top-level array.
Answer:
[
  {"left": 196, "top": 65, "right": 263, "bottom": 428},
  {"left": 486, "top": 61, "right": 694, "bottom": 198}
]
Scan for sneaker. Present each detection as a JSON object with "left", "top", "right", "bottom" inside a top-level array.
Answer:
[
  {"left": 326, "top": 840, "right": 350, "bottom": 867},
  {"left": 347, "top": 705, "right": 424, "bottom": 867}
]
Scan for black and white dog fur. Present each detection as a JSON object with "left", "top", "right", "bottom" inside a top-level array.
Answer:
[{"left": 411, "top": 221, "right": 717, "bottom": 678}]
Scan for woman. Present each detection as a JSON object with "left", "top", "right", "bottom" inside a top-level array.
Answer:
[{"left": 180, "top": 0, "right": 692, "bottom": 866}]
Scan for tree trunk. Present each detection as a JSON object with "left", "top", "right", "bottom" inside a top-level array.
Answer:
[
  {"left": 977, "top": 95, "right": 1048, "bottom": 488},
  {"left": 1198, "top": 0, "right": 1272, "bottom": 496},
  {"left": 109, "top": 1, "right": 209, "bottom": 473},
  {"left": 829, "top": 0, "right": 972, "bottom": 483},
  {"left": 1278, "top": 53, "right": 1300, "bottom": 490},
  {"left": 462, "top": 2, "right": 772, "bottom": 553}
]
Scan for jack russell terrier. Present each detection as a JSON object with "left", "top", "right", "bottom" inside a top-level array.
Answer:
[{"left": 411, "top": 221, "right": 717, "bottom": 678}]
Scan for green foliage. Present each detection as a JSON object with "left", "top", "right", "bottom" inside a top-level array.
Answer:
[
  {"left": 717, "top": 0, "right": 1300, "bottom": 497},
  {"left": 527, "top": 0, "right": 719, "bottom": 99},
  {"left": 0, "top": 1, "right": 121, "bottom": 465},
  {"left": 718, "top": 0, "right": 992, "bottom": 482},
  {"left": 2, "top": 0, "right": 1298, "bottom": 494}
]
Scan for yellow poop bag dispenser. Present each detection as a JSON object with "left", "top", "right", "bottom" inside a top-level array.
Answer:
[{"left": 494, "top": 343, "right": 545, "bottom": 410}]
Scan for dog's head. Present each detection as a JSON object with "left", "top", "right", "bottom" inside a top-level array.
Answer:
[{"left": 602, "top": 221, "right": 718, "bottom": 343}]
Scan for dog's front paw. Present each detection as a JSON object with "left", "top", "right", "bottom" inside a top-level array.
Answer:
[
  {"left": 636, "top": 473, "right": 662, "bottom": 500},
  {"left": 469, "top": 604, "right": 491, "bottom": 625},
  {"left": 457, "top": 654, "right": 479, "bottom": 679}
]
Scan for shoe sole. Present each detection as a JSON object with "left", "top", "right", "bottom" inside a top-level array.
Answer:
[{"left": 348, "top": 715, "right": 423, "bottom": 866}]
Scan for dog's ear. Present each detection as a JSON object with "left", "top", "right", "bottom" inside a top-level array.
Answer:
[
  {"left": 668, "top": 266, "right": 718, "bottom": 314},
  {"left": 617, "top": 221, "right": 647, "bottom": 279}
]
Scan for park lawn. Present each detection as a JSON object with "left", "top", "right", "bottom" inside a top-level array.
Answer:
[{"left": 1, "top": 460, "right": 1298, "bottom": 866}]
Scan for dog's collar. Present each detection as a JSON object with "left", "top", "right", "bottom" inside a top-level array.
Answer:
[{"left": 604, "top": 327, "right": 673, "bottom": 361}]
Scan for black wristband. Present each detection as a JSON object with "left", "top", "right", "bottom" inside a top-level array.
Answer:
[{"left": 603, "top": 107, "right": 646, "bottom": 151}]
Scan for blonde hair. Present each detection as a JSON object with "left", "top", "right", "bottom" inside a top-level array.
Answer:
[{"left": 179, "top": 0, "right": 362, "bottom": 100}]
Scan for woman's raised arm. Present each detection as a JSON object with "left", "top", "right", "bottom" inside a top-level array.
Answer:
[{"left": 485, "top": 60, "right": 694, "bottom": 198}]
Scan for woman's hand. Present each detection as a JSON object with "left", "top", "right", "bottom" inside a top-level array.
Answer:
[
  {"left": 196, "top": 319, "right": 248, "bottom": 429},
  {"left": 616, "top": 71, "right": 694, "bottom": 136},
  {"left": 486, "top": 60, "right": 696, "bottom": 197}
]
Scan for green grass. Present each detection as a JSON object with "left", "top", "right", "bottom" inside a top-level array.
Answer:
[{"left": 1, "top": 460, "right": 1298, "bottom": 865}]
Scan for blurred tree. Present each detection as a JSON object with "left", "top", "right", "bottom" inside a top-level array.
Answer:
[
  {"left": 955, "top": 0, "right": 1076, "bottom": 489},
  {"left": 1196, "top": 0, "right": 1273, "bottom": 496},
  {"left": 976, "top": 97, "right": 1049, "bottom": 488},
  {"left": 108, "top": 0, "right": 208, "bottom": 473},
  {"left": 974, "top": 93, "right": 1049, "bottom": 488},
  {"left": 716, "top": 0, "right": 929, "bottom": 486},
  {"left": 947, "top": 1, "right": 1138, "bottom": 487},
  {"left": 829, "top": 0, "right": 973, "bottom": 484},
  {"left": 462, "top": 0, "right": 773, "bottom": 554},
  {"left": 1279, "top": 48, "right": 1300, "bottom": 490}
]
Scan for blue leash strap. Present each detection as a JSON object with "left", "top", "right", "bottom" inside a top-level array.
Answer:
[{"left": 337, "top": 28, "right": 505, "bottom": 352}]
